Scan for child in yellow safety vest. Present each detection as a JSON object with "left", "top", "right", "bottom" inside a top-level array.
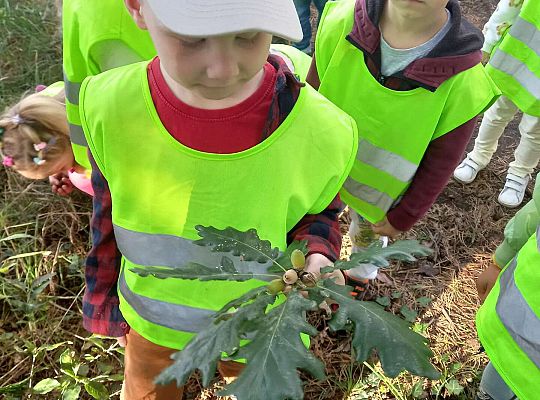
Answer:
[
  {"left": 454, "top": 0, "right": 540, "bottom": 208},
  {"left": 60, "top": 0, "right": 156, "bottom": 194},
  {"left": 306, "top": 0, "right": 500, "bottom": 288},
  {"left": 476, "top": 172, "right": 540, "bottom": 400},
  {"left": 0, "top": 83, "right": 93, "bottom": 196},
  {"left": 79, "top": 0, "right": 357, "bottom": 398}
]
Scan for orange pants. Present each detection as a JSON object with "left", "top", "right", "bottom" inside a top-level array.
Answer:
[{"left": 121, "top": 330, "right": 244, "bottom": 400}]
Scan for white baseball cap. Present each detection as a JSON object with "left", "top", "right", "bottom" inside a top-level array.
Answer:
[{"left": 145, "top": 0, "right": 303, "bottom": 42}]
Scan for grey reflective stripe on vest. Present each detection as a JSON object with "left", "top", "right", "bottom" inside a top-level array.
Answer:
[
  {"left": 343, "top": 177, "right": 395, "bottom": 212},
  {"left": 63, "top": 72, "right": 81, "bottom": 105},
  {"left": 496, "top": 257, "right": 540, "bottom": 369},
  {"left": 357, "top": 139, "right": 417, "bottom": 183},
  {"left": 113, "top": 224, "right": 275, "bottom": 280},
  {"left": 490, "top": 50, "right": 540, "bottom": 100},
  {"left": 118, "top": 270, "right": 214, "bottom": 333},
  {"left": 69, "top": 123, "right": 88, "bottom": 147},
  {"left": 510, "top": 16, "right": 540, "bottom": 57}
]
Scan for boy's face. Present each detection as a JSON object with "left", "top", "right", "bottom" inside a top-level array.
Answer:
[
  {"left": 134, "top": 1, "right": 272, "bottom": 101},
  {"left": 389, "top": 0, "right": 449, "bottom": 18}
]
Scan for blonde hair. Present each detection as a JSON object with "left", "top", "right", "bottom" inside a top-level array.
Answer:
[{"left": 0, "top": 87, "right": 72, "bottom": 179}]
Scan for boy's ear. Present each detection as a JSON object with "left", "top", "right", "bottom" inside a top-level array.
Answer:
[{"left": 124, "top": 0, "right": 148, "bottom": 30}]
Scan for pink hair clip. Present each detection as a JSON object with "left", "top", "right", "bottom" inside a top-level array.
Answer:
[
  {"left": 2, "top": 156, "right": 14, "bottom": 167},
  {"left": 34, "top": 142, "right": 47, "bottom": 151}
]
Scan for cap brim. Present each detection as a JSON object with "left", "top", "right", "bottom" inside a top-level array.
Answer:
[{"left": 146, "top": 0, "right": 303, "bottom": 42}]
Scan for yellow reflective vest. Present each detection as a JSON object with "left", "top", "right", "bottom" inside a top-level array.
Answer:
[
  {"left": 80, "top": 61, "right": 358, "bottom": 349},
  {"left": 486, "top": 0, "right": 540, "bottom": 116},
  {"left": 477, "top": 230, "right": 540, "bottom": 400}
]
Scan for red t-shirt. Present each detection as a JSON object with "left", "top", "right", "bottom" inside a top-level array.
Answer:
[{"left": 148, "top": 57, "right": 276, "bottom": 154}]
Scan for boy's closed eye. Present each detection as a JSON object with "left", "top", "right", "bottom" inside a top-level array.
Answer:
[
  {"left": 177, "top": 32, "right": 261, "bottom": 49},
  {"left": 178, "top": 37, "right": 205, "bottom": 48}
]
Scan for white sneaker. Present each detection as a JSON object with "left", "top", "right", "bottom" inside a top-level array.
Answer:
[
  {"left": 498, "top": 174, "right": 530, "bottom": 208},
  {"left": 454, "top": 156, "right": 484, "bottom": 184}
]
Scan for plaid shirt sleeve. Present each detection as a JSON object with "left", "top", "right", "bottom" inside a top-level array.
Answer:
[
  {"left": 287, "top": 195, "right": 344, "bottom": 262},
  {"left": 82, "top": 153, "right": 129, "bottom": 338}
]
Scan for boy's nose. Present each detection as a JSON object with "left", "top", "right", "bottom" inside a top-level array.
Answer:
[{"left": 206, "top": 53, "right": 240, "bottom": 82}]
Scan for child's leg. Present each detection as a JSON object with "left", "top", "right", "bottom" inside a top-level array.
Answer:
[
  {"left": 477, "top": 362, "right": 517, "bottom": 400},
  {"left": 507, "top": 113, "right": 540, "bottom": 177},
  {"left": 121, "top": 330, "right": 183, "bottom": 400},
  {"left": 292, "top": 0, "right": 312, "bottom": 53},
  {"left": 469, "top": 96, "right": 519, "bottom": 168},
  {"left": 217, "top": 360, "right": 245, "bottom": 384},
  {"left": 121, "top": 331, "right": 245, "bottom": 399}
]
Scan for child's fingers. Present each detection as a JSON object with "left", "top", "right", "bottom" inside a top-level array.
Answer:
[
  {"left": 476, "top": 280, "right": 488, "bottom": 303},
  {"left": 117, "top": 336, "right": 127, "bottom": 347},
  {"left": 56, "top": 184, "right": 73, "bottom": 196}
]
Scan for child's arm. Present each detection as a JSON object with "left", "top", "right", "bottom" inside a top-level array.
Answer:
[
  {"left": 82, "top": 155, "right": 128, "bottom": 338},
  {"left": 385, "top": 117, "right": 478, "bottom": 232},
  {"left": 482, "top": 0, "right": 522, "bottom": 55},
  {"left": 287, "top": 195, "right": 345, "bottom": 284},
  {"left": 287, "top": 195, "right": 343, "bottom": 261},
  {"left": 494, "top": 178, "right": 540, "bottom": 268},
  {"left": 478, "top": 178, "right": 538, "bottom": 301},
  {"left": 306, "top": 55, "right": 321, "bottom": 90}
]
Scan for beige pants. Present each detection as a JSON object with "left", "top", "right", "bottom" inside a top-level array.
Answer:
[
  {"left": 120, "top": 330, "right": 244, "bottom": 400},
  {"left": 468, "top": 95, "right": 540, "bottom": 177}
]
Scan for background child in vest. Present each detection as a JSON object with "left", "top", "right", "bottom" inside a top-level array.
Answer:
[
  {"left": 292, "top": 0, "right": 329, "bottom": 54},
  {"left": 454, "top": 0, "right": 540, "bottom": 208},
  {"left": 0, "top": 83, "right": 93, "bottom": 196},
  {"left": 306, "top": 0, "right": 499, "bottom": 285},
  {"left": 57, "top": 0, "right": 156, "bottom": 196},
  {"left": 476, "top": 173, "right": 540, "bottom": 399},
  {"left": 82, "top": 0, "right": 355, "bottom": 398}
]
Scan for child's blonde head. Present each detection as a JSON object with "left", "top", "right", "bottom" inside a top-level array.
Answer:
[{"left": 0, "top": 88, "right": 73, "bottom": 179}]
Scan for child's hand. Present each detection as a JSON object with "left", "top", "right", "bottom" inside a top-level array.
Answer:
[
  {"left": 372, "top": 217, "right": 402, "bottom": 238},
  {"left": 49, "top": 172, "right": 74, "bottom": 196},
  {"left": 481, "top": 51, "right": 491, "bottom": 65},
  {"left": 476, "top": 262, "right": 502, "bottom": 303},
  {"left": 303, "top": 253, "right": 345, "bottom": 286},
  {"left": 116, "top": 335, "right": 127, "bottom": 348}
]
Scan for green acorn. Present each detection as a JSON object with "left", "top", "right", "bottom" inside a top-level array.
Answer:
[
  {"left": 267, "top": 279, "right": 286, "bottom": 295},
  {"left": 290, "top": 249, "right": 306, "bottom": 270}
]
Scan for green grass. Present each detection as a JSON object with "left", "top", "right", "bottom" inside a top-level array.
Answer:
[{"left": 0, "top": 0, "right": 62, "bottom": 110}]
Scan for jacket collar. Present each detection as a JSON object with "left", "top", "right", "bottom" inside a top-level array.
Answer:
[{"left": 347, "top": 0, "right": 483, "bottom": 89}]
